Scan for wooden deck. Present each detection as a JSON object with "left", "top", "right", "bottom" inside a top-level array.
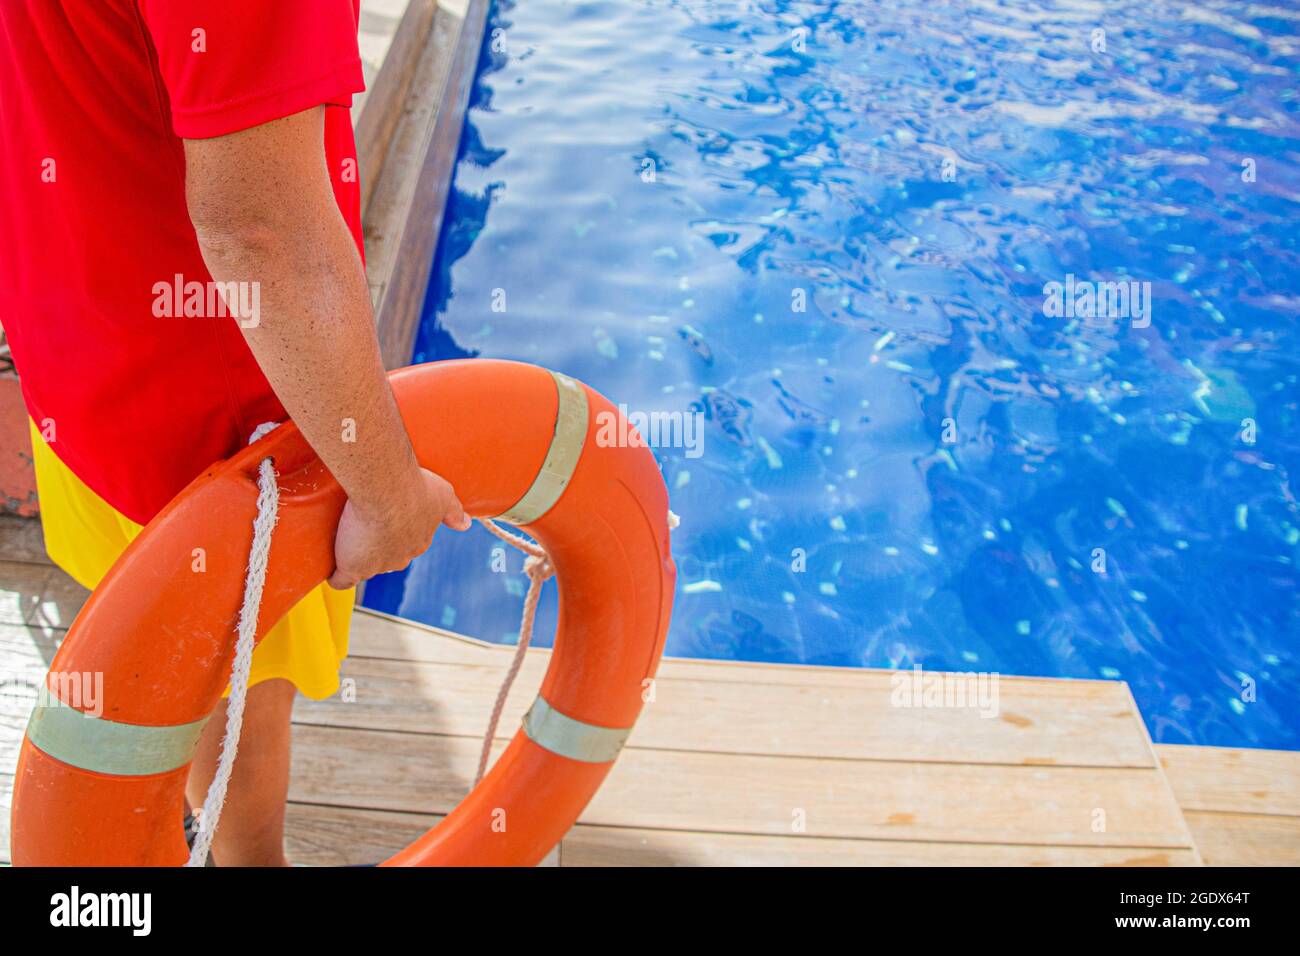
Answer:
[
  {"left": 1155, "top": 744, "right": 1300, "bottom": 866},
  {"left": 354, "top": 0, "right": 490, "bottom": 370},
  {"left": 3, "top": 513, "right": 1298, "bottom": 866}
]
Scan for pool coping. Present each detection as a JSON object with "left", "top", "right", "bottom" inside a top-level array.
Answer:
[{"left": 359, "top": 0, "right": 491, "bottom": 370}]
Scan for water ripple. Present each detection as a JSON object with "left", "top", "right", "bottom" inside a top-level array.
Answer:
[{"left": 369, "top": 0, "right": 1300, "bottom": 749}]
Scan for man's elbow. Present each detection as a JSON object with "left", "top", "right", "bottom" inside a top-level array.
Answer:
[{"left": 187, "top": 196, "right": 289, "bottom": 261}]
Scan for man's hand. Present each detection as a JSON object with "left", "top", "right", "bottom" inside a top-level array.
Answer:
[
  {"left": 328, "top": 468, "right": 472, "bottom": 589},
  {"left": 182, "top": 106, "right": 472, "bottom": 588}
]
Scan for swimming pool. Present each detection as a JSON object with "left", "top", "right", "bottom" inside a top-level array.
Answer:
[{"left": 363, "top": 0, "right": 1300, "bottom": 750}]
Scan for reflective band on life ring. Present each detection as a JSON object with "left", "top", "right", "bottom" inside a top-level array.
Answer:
[
  {"left": 10, "top": 359, "right": 676, "bottom": 867},
  {"left": 26, "top": 686, "right": 209, "bottom": 777},
  {"left": 522, "top": 696, "right": 632, "bottom": 764},
  {"left": 494, "top": 370, "right": 589, "bottom": 525}
]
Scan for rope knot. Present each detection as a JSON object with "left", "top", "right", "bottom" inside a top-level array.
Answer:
[{"left": 523, "top": 552, "right": 555, "bottom": 582}]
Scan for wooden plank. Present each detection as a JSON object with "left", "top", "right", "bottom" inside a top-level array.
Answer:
[
  {"left": 281, "top": 802, "right": 1199, "bottom": 868},
  {"left": 350, "top": 608, "right": 1140, "bottom": 696},
  {"left": 287, "top": 725, "right": 1194, "bottom": 848},
  {"left": 0, "top": 711, "right": 30, "bottom": 770},
  {"left": 561, "top": 823, "right": 1201, "bottom": 868},
  {"left": 353, "top": 0, "right": 412, "bottom": 121},
  {"left": 355, "top": 0, "right": 439, "bottom": 215},
  {"left": 350, "top": 607, "right": 498, "bottom": 665},
  {"left": 25, "top": 576, "right": 86, "bottom": 631},
  {"left": 0, "top": 772, "right": 11, "bottom": 865},
  {"left": 26, "top": 576, "right": 85, "bottom": 632},
  {"left": 361, "top": 7, "right": 460, "bottom": 354},
  {"left": 1155, "top": 744, "right": 1300, "bottom": 817},
  {"left": 0, "top": 622, "right": 57, "bottom": 673},
  {"left": 286, "top": 803, "right": 436, "bottom": 866},
  {"left": 0, "top": 627, "right": 49, "bottom": 768},
  {"left": 0, "top": 560, "right": 86, "bottom": 632},
  {"left": 0, "top": 621, "right": 53, "bottom": 857},
  {"left": 296, "top": 653, "right": 1155, "bottom": 768},
  {"left": 0, "top": 560, "right": 50, "bottom": 626},
  {"left": 1180, "top": 811, "right": 1300, "bottom": 867},
  {"left": 372, "top": 0, "right": 489, "bottom": 368},
  {"left": 1116, "top": 685, "right": 1205, "bottom": 864},
  {"left": 0, "top": 516, "right": 49, "bottom": 564},
  {"left": 0, "top": 620, "right": 63, "bottom": 654},
  {"left": 584, "top": 746, "right": 1189, "bottom": 849}
]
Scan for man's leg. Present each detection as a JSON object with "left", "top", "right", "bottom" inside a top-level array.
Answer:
[
  {"left": 186, "top": 678, "right": 298, "bottom": 867},
  {"left": 31, "top": 419, "right": 349, "bottom": 867}
]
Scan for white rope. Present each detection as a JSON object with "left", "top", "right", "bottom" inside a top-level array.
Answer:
[
  {"left": 473, "top": 518, "right": 555, "bottom": 785},
  {"left": 186, "top": 421, "right": 281, "bottom": 867},
  {"left": 184, "top": 422, "right": 680, "bottom": 857},
  {"left": 472, "top": 509, "right": 680, "bottom": 785}
]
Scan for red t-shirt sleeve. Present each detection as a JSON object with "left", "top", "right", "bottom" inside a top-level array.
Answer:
[{"left": 137, "top": 0, "right": 364, "bottom": 139}]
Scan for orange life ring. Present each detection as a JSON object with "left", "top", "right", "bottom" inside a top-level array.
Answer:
[{"left": 11, "top": 359, "right": 676, "bottom": 865}]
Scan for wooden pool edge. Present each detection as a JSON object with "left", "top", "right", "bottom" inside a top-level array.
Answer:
[
  {"left": 357, "top": 0, "right": 491, "bottom": 371},
  {"left": 341, "top": 606, "right": 1300, "bottom": 867}
]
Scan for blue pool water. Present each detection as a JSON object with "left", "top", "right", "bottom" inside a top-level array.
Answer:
[{"left": 364, "top": 0, "right": 1300, "bottom": 749}]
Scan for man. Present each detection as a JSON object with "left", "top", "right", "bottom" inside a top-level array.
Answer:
[{"left": 0, "top": 0, "right": 469, "bottom": 865}]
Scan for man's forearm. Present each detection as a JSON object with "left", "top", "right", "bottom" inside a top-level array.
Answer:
[
  {"left": 182, "top": 108, "right": 467, "bottom": 588},
  {"left": 193, "top": 197, "right": 422, "bottom": 521}
]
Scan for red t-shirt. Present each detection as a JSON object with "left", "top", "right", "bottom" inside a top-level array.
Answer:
[{"left": 0, "top": 0, "right": 365, "bottom": 524}]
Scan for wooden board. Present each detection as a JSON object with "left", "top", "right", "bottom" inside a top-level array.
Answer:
[
  {"left": 351, "top": 607, "right": 1146, "bottom": 696},
  {"left": 0, "top": 620, "right": 60, "bottom": 660},
  {"left": 296, "top": 651, "right": 1156, "bottom": 768},
  {"left": 355, "top": 0, "right": 439, "bottom": 215},
  {"left": 362, "top": 5, "right": 461, "bottom": 351},
  {"left": 0, "top": 560, "right": 49, "bottom": 626},
  {"left": 560, "top": 823, "right": 1201, "bottom": 868},
  {"left": 282, "top": 802, "right": 1200, "bottom": 868},
  {"left": 1179, "top": 811, "right": 1300, "bottom": 867},
  {"left": 287, "top": 724, "right": 1193, "bottom": 849},
  {"left": 0, "top": 558, "right": 86, "bottom": 630},
  {"left": 0, "top": 772, "right": 11, "bottom": 864},
  {"left": 363, "top": 0, "right": 491, "bottom": 369},
  {"left": 1155, "top": 743, "right": 1300, "bottom": 866},
  {"left": 1155, "top": 744, "right": 1300, "bottom": 817},
  {"left": 0, "top": 516, "right": 48, "bottom": 564},
  {"left": 0, "top": 627, "right": 50, "bottom": 769}
]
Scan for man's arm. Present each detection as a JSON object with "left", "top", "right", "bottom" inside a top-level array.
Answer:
[{"left": 182, "top": 106, "right": 470, "bottom": 589}]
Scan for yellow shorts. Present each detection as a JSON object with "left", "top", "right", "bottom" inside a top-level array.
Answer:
[{"left": 29, "top": 420, "right": 353, "bottom": 700}]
